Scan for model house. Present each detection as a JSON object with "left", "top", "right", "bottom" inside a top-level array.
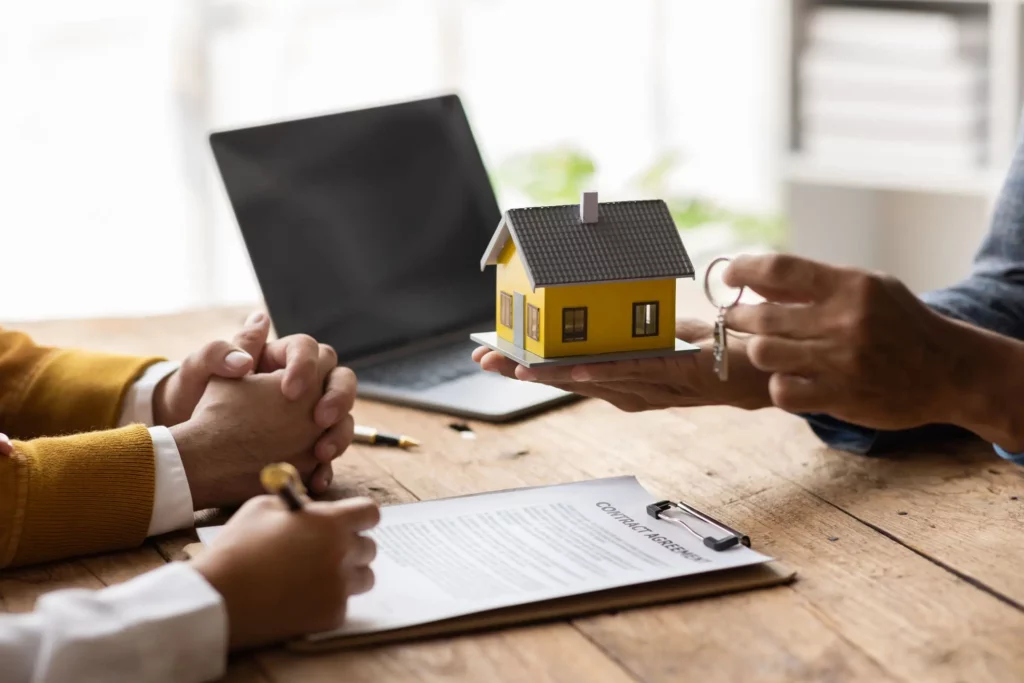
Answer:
[{"left": 471, "top": 192, "right": 698, "bottom": 367}]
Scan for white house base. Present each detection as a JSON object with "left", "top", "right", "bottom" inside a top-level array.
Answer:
[{"left": 469, "top": 331, "right": 701, "bottom": 368}]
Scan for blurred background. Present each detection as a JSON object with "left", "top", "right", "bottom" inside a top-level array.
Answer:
[{"left": 2, "top": 0, "right": 1018, "bottom": 322}]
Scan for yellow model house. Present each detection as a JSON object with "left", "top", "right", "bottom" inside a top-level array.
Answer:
[{"left": 470, "top": 192, "right": 699, "bottom": 367}]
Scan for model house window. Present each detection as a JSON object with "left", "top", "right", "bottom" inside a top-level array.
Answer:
[
  {"left": 500, "top": 292, "right": 513, "bottom": 328},
  {"left": 633, "top": 302, "right": 659, "bottom": 337},
  {"left": 562, "top": 307, "right": 587, "bottom": 342},
  {"left": 527, "top": 304, "right": 540, "bottom": 341}
]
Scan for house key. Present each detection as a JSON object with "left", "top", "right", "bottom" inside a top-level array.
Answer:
[{"left": 704, "top": 257, "right": 745, "bottom": 381}]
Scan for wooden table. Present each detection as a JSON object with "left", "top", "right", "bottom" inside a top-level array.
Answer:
[{"left": 3, "top": 306, "right": 1024, "bottom": 682}]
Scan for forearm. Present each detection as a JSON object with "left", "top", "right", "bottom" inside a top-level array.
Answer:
[
  {"left": 0, "top": 329, "right": 163, "bottom": 439},
  {"left": 805, "top": 314, "right": 1024, "bottom": 457},
  {"left": 0, "top": 426, "right": 155, "bottom": 568},
  {"left": 939, "top": 317, "right": 1024, "bottom": 453}
]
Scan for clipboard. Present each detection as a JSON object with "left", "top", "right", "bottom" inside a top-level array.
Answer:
[{"left": 183, "top": 493, "right": 796, "bottom": 653}]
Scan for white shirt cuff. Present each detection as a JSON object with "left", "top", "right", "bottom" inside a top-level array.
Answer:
[
  {"left": 118, "top": 361, "right": 180, "bottom": 428},
  {"left": 147, "top": 426, "right": 195, "bottom": 537},
  {"left": 31, "top": 562, "right": 227, "bottom": 683}
]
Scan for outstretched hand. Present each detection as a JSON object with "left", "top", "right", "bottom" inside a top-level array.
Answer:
[{"left": 473, "top": 319, "right": 772, "bottom": 412}]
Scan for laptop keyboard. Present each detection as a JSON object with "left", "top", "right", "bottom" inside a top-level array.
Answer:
[{"left": 356, "top": 341, "right": 484, "bottom": 391}]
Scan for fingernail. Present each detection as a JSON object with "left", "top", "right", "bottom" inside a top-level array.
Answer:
[
  {"left": 287, "top": 379, "right": 305, "bottom": 399},
  {"left": 224, "top": 350, "right": 252, "bottom": 370},
  {"left": 321, "top": 443, "right": 338, "bottom": 461},
  {"left": 324, "top": 469, "right": 334, "bottom": 487},
  {"left": 518, "top": 369, "right": 537, "bottom": 381},
  {"left": 318, "top": 408, "right": 339, "bottom": 427},
  {"left": 0, "top": 433, "right": 10, "bottom": 454},
  {"left": 246, "top": 312, "right": 266, "bottom": 326}
]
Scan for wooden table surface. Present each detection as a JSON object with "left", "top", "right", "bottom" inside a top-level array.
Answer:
[{"left": 3, "top": 305, "right": 1024, "bottom": 683}]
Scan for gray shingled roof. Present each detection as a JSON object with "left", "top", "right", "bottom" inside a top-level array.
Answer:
[{"left": 480, "top": 199, "right": 694, "bottom": 289}]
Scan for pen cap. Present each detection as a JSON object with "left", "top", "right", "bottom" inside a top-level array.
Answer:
[
  {"left": 354, "top": 425, "right": 378, "bottom": 439},
  {"left": 260, "top": 462, "right": 306, "bottom": 497}
]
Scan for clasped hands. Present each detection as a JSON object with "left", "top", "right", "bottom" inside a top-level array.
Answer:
[
  {"left": 158, "top": 311, "right": 380, "bottom": 649},
  {"left": 0, "top": 312, "right": 356, "bottom": 484},
  {"left": 156, "top": 311, "right": 356, "bottom": 508}
]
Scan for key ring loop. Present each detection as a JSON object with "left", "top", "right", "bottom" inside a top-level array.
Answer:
[{"left": 703, "top": 257, "right": 745, "bottom": 310}]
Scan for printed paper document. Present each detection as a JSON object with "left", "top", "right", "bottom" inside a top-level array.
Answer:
[{"left": 197, "top": 476, "right": 771, "bottom": 639}]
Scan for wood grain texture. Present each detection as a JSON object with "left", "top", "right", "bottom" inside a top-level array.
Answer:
[
  {"left": 347, "top": 398, "right": 1024, "bottom": 682},
  {"left": 763, "top": 414, "right": 1024, "bottom": 605},
  {"left": 254, "top": 624, "right": 639, "bottom": 683},
  {"left": 8, "top": 306, "right": 261, "bottom": 359},
  {"left": 0, "top": 560, "right": 105, "bottom": 614},
  {"left": 576, "top": 588, "right": 898, "bottom": 683},
  {"left": 5, "top": 305, "right": 1024, "bottom": 682},
  {"left": 0, "top": 546, "right": 166, "bottom": 613}
]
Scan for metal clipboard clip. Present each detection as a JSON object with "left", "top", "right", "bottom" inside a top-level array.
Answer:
[{"left": 646, "top": 500, "right": 751, "bottom": 551}]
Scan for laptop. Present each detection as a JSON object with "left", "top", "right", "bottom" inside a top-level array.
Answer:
[{"left": 208, "top": 94, "right": 574, "bottom": 421}]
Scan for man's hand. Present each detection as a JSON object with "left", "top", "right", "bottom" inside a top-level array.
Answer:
[
  {"left": 473, "top": 320, "right": 772, "bottom": 412},
  {"left": 191, "top": 494, "right": 379, "bottom": 651},
  {"left": 153, "top": 312, "right": 357, "bottom": 492},
  {"left": 721, "top": 253, "right": 1000, "bottom": 434},
  {"left": 170, "top": 344, "right": 341, "bottom": 509}
]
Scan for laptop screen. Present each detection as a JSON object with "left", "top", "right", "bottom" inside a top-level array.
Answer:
[{"left": 209, "top": 95, "right": 500, "bottom": 362}]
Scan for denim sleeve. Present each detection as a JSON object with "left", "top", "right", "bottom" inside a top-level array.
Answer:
[
  {"left": 806, "top": 121, "right": 1024, "bottom": 461},
  {"left": 919, "top": 134, "right": 1024, "bottom": 340}
]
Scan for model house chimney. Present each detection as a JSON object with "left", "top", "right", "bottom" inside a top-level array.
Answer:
[{"left": 580, "top": 191, "right": 598, "bottom": 223}]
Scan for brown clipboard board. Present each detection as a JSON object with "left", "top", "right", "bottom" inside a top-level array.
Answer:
[{"left": 184, "top": 543, "right": 795, "bottom": 654}]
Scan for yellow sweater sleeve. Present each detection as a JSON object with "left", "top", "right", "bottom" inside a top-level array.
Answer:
[
  {"left": 1, "top": 427, "right": 156, "bottom": 567},
  {"left": 0, "top": 329, "right": 163, "bottom": 439},
  {"left": 0, "top": 329, "right": 166, "bottom": 568}
]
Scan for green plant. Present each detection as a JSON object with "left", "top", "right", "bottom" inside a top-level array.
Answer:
[
  {"left": 629, "top": 151, "right": 786, "bottom": 245},
  {"left": 497, "top": 146, "right": 596, "bottom": 206},
  {"left": 497, "top": 145, "right": 786, "bottom": 247}
]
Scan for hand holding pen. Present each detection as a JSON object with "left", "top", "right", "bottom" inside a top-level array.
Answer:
[{"left": 189, "top": 465, "right": 380, "bottom": 650}]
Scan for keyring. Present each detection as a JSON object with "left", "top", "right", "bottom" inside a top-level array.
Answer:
[
  {"left": 703, "top": 256, "right": 744, "bottom": 381},
  {"left": 703, "top": 256, "right": 744, "bottom": 310}
]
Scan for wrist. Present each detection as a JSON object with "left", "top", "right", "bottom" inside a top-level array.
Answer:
[
  {"left": 942, "top": 318, "right": 1024, "bottom": 452},
  {"left": 171, "top": 421, "right": 217, "bottom": 511},
  {"left": 152, "top": 370, "right": 176, "bottom": 427}
]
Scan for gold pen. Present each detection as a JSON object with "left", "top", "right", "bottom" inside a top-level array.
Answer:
[
  {"left": 260, "top": 462, "right": 308, "bottom": 511},
  {"left": 354, "top": 424, "right": 420, "bottom": 449}
]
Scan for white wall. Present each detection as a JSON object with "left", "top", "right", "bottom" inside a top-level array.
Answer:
[{"left": 0, "top": 0, "right": 780, "bottom": 321}]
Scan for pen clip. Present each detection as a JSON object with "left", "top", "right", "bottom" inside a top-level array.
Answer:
[{"left": 646, "top": 500, "right": 750, "bottom": 551}]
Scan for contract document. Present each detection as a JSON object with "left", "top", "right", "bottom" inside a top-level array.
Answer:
[{"left": 197, "top": 476, "right": 773, "bottom": 641}]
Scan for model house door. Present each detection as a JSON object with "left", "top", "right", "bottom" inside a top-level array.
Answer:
[{"left": 513, "top": 292, "right": 525, "bottom": 349}]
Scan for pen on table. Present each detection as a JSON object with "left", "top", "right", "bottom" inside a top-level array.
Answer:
[
  {"left": 354, "top": 424, "right": 420, "bottom": 448},
  {"left": 260, "top": 463, "right": 307, "bottom": 511}
]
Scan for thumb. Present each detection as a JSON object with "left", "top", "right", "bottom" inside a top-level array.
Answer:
[
  {"left": 159, "top": 332, "right": 259, "bottom": 426},
  {"left": 176, "top": 317, "right": 267, "bottom": 398},
  {"left": 676, "top": 318, "right": 713, "bottom": 342},
  {"left": 231, "top": 312, "right": 272, "bottom": 366},
  {"left": 178, "top": 340, "right": 254, "bottom": 391}
]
